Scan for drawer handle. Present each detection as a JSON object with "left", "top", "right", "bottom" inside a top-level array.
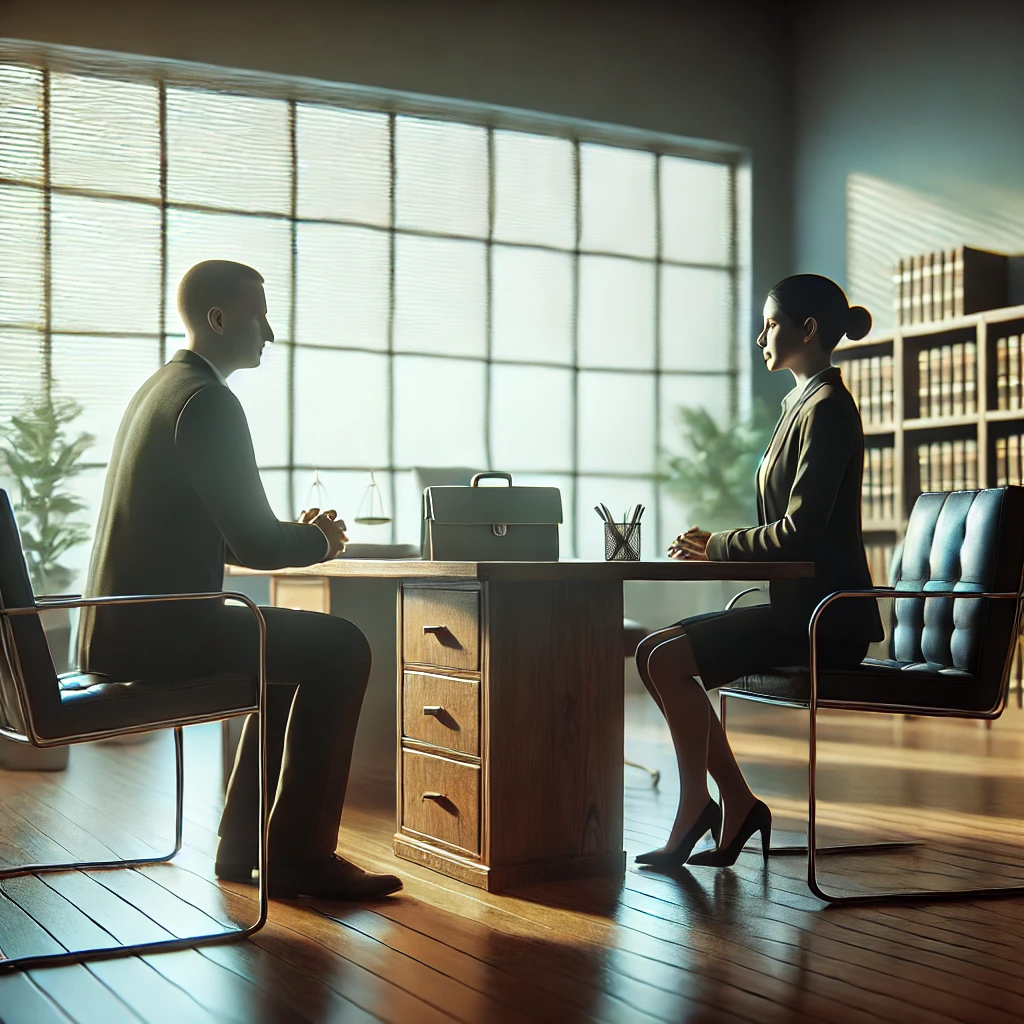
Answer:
[
  {"left": 422, "top": 791, "right": 446, "bottom": 802},
  {"left": 421, "top": 625, "right": 463, "bottom": 651},
  {"left": 422, "top": 705, "right": 445, "bottom": 717}
]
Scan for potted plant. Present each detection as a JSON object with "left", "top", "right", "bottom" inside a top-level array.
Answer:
[
  {"left": 0, "top": 395, "right": 94, "bottom": 770},
  {"left": 661, "top": 401, "right": 776, "bottom": 534}
]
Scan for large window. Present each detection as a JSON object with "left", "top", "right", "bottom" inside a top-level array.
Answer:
[{"left": 0, "top": 42, "right": 742, "bottom": 575}]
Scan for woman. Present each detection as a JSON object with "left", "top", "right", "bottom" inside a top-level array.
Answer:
[{"left": 636, "top": 274, "right": 882, "bottom": 869}]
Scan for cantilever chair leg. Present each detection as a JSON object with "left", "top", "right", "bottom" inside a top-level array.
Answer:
[
  {"left": 720, "top": 693, "right": 920, "bottom": 860},
  {"left": 0, "top": 710, "right": 269, "bottom": 971}
]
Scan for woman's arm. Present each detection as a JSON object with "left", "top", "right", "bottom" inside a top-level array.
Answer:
[{"left": 707, "top": 398, "right": 855, "bottom": 561}]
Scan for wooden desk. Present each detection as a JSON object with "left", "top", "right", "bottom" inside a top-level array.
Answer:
[{"left": 230, "top": 558, "right": 812, "bottom": 891}]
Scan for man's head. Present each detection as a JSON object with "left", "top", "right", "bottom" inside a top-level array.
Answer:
[{"left": 177, "top": 260, "right": 274, "bottom": 373}]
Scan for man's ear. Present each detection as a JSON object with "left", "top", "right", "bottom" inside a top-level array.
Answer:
[
  {"left": 802, "top": 316, "right": 819, "bottom": 345},
  {"left": 207, "top": 306, "right": 225, "bottom": 335}
]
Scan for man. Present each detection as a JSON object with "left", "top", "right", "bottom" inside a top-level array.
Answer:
[{"left": 79, "top": 259, "right": 401, "bottom": 900}]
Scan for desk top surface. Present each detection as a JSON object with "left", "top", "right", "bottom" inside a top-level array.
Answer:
[{"left": 227, "top": 559, "right": 813, "bottom": 583}]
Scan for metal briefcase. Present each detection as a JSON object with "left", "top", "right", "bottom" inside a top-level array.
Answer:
[{"left": 422, "top": 472, "right": 563, "bottom": 561}]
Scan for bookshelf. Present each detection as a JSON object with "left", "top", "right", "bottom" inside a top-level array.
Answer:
[
  {"left": 836, "top": 301, "right": 1024, "bottom": 696},
  {"left": 837, "top": 300, "right": 1024, "bottom": 543}
]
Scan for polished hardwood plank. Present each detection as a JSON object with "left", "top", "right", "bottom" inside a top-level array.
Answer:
[{"left": 0, "top": 698, "right": 1023, "bottom": 1022}]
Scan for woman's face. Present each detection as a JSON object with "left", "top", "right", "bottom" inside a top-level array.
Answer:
[{"left": 756, "top": 295, "right": 808, "bottom": 372}]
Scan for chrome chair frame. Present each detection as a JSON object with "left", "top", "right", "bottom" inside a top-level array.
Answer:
[
  {"left": 0, "top": 591, "right": 269, "bottom": 971},
  {"left": 721, "top": 586, "right": 1024, "bottom": 905}
]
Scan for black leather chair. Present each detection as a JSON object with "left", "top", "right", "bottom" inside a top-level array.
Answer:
[
  {"left": 718, "top": 487, "right": 1024, "bottom": 904},
  {"left": 0, "top": 489, "right": 269, "bottom": 970}
]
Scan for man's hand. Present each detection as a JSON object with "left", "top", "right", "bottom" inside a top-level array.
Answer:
[
  {"left": 300, "top": 507, "right": 349, "bottom": 560},
  {"left": 667, "top": 526, "right": 711, "bottom": 561}
]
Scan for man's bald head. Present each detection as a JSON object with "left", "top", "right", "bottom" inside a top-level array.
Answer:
[
  {"left": 177, "top": 260, "right": 264, "bottom": 335},
  {"left": 177, "top": 260, "right": 274, "bottom": 375}
]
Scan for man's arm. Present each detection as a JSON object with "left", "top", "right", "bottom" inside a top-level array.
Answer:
[
  {"left": 175, "top": 385, "right": 329, "bottom": 569},
  {"left": 707, "top": 398, "right": 854, "bottom": 562}
]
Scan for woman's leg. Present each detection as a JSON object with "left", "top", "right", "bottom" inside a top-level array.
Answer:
[
  {"left": 644, "top": 631, "right": 713, "bottom": 849},
  {"left": 639, "top": 626, "right": 758, "bottom": 849}
]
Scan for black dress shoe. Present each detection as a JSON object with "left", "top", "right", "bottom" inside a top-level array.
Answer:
[
  {"left": 687, "top": 799, "right": 772, "bottom": 867},
  {"left": 216, "top": 854, "right": 403, "bottom": 900},
  {"left": 634, "top": 798, "right": 722, "bottom": 868}
]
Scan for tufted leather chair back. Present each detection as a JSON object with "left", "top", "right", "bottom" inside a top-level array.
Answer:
[
  {"left": 0, "top": 490, "right": 62, "bottom": 739},
  {"left": 890, "top": 488, "right": 1024, "bottom": 690}
]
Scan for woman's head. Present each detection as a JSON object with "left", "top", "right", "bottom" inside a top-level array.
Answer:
[{"left": 757, "top": 274, "right": 871, "bottom": 374}]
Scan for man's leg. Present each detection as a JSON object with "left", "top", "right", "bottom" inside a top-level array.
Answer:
[{"left": 211, "top": 605, "right": 399, "bottom": 897}]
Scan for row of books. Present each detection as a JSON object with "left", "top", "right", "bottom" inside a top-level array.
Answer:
[
  {"left": 917, "top": 439, "right": 980, "bottom": 493},
  {"left": 862, "top": 445, "right": 896, "bottom": 522},
  {"left": 865, "top": 542, "right": 895, "bottom": 587},
  {"left": 995, "top": 335, "right": 1024, "bottom": 411},
  {"left": 894, "top": 246, "right": 1008, "bottom": 326},
  {"left": 916, "top": 342, "right": 978, "bottom": 418},
  {"left": 837, "top": 355, "right": 894, "bottom": 424},
  {"left": 994, "top": 435, "right": 1024, "bottom": 487}
]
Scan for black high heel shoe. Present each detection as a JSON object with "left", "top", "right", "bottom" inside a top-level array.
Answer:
[
  {"left": 687, "top": 799, "right": 772, "bottom": 867},
  {"left": 635, "top": 798, "right": 722, "bottom": 867}
]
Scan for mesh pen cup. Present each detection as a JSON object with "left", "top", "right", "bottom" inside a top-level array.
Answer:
[{"left": 604, "top": 522, "right": 641, "bottom": 561}]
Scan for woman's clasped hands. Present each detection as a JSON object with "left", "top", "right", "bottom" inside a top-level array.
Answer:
[{"left": 667, "top": 526, "right": 711, "bottom": 560}]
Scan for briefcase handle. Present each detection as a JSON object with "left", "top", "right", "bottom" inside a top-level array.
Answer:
[{"left": 471, "top": 472, "right": 513, "bottom": 488}]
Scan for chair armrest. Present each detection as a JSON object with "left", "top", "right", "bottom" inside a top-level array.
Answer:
[
  {"left": 4, "top": 591, "right": 250, "bottom": 615},
  {"left": 724, "top": 586, "right": 766, "bottom": 611}
]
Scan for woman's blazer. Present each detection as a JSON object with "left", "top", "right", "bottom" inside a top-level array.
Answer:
[{"left": 707, "top": 366, "right": 883, "bottom": 643}]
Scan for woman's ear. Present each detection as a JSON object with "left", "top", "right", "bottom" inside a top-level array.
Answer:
[{"left": 802, "top": 316, "right": 819, "bottom": 345}]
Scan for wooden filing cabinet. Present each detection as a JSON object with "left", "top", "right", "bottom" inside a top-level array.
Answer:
[{"left": 394, "top": 578, "right": 625, "bottom": 891}]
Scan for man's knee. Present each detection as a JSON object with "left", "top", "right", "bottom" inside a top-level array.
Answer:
[{"left": 322, "top": 616, "right": 372, "bottom": 690}]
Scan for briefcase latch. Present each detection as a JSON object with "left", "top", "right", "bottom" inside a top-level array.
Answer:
[{"left": 492, "top": 524, "right": 507, "bottom": 537}]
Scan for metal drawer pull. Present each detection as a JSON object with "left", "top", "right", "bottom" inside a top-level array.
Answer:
[
  {"left": 423, "top": 625, "right": 448, "bottom": 636},
  {"left": 422, "top": 791, "right": 446, "bottom": 802},
  {"left": 422, "top": 705, "right": 445, "bottom": 717}
]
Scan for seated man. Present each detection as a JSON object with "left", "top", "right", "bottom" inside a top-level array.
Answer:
[{"left": 78, "top": 259, "right": 401, "bottom": 900}]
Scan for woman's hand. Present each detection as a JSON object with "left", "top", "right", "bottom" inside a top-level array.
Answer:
[{"left": 668, "top": 526, "right": 711, "bottom": 560}]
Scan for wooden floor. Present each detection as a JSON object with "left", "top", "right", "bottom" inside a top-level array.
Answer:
[{"left": 2, "top": 695, "right": 1024, "bottom": 1023}]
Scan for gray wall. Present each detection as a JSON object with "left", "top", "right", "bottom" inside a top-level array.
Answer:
[
  {"left": 794, "top": 0, "right": 1024, "bottom": 329},
  {"left": 3, "top": 0, "right": 795, "bottom": 406}
]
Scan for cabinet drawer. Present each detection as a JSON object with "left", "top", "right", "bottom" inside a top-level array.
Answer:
[
  {"left": 402, "top": 587, "right": 480, "bottom": 671},
  {"left": 402, "top": 749, "right": 480, "bottom": 855},
  {"left": 403, "top": 672, "right": 480, "bottom": 756}
]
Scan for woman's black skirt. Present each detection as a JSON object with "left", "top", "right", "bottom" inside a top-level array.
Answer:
[{"left": 677, "top": 605, "right": 869, "bottom": 691}]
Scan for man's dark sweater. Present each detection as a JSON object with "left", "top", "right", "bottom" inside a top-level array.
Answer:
[{"left": 78, "top": 349, "right": 327, "bottom": 677}]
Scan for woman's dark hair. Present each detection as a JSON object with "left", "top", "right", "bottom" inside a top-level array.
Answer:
[{"left": 768, "top": 274, "right": 872, "bottom": 351}]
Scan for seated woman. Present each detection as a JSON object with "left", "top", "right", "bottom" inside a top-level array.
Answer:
[{"left": 637, "top": 274, "right": 882, "bottom": 869}]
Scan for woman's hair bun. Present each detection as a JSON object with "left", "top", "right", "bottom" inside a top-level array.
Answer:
[{"left": 846, "top": 305, "right": 872, "bottom": 342}]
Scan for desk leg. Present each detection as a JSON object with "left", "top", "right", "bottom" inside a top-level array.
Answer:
[{"left": 482, "top": 579, "right": 625, "bottom": 888}]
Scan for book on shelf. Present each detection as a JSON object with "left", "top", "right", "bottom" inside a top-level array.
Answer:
[
  {"left": 951, "top": 342, "right": 964, "bottom": 415},
  {"left": 929, "top": 441, "right": 942, "bottom": 492},
  {"left": 997, "top": 335, "right": 1009, "bottom": 410},
  {"left": 881, "top": 356, "right": 894, "bottom": 422},
  {"left": 910, "top": 254, "right": 922, "bottom": 324},
  {"left": 928, "top": 347, "right": 942, "bottom": 418},
  {"left": 1011, "top": 434, "right": 1022, "bottom": 487},
  {"left": 966, "top": 438, "right": 978, "bottom": 489},
  {"left": 919, "top": 443, "right": 930, "bottom": 492},
  {"left": 996, "top": 437, "right": 1008, "bottom": 487},
  {"left": 869, "top": 355, "right": 882, "bottom": 423},
  {"left": 917, "top": 349, "right": 929, "bottom": 418},
  {"left": 895, "top": 245, "right": 1009, "bottom": 325},
  {"left": 941, "top": 440, "right": 954, "bottom": 490},
  {"left": 939, "top": 345, "right": 953, "bottom": 416},
  {"left": 1010, "top": 334, "right": 1021, "bottom": 411},
  {"left": 965, "top": 341, "right": 977, "bottom": 414},
  {"left": 881, "top": 445, "right": 894, "bottom": 520},
  {"left": 951, "top": 439, "right": 966, "bottom": 490}
]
